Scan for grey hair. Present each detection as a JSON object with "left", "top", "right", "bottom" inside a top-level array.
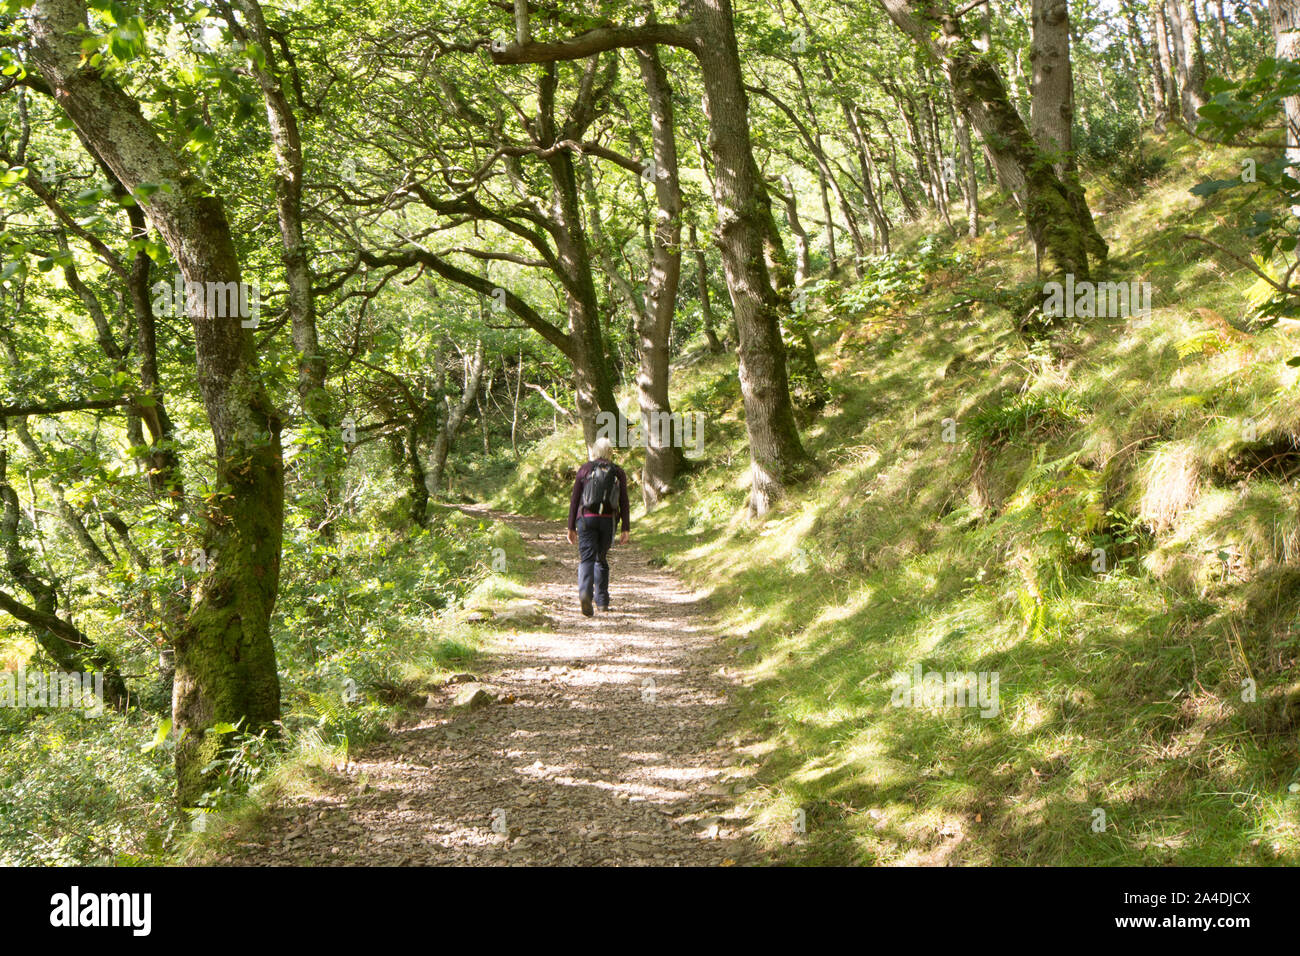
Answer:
[{"left": 590, "top": 436, "right": 614, "bottom": 461}]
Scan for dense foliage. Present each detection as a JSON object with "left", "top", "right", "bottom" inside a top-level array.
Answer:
[{"left": 1, "top": 0, "right": 1296, "bottom": 865}]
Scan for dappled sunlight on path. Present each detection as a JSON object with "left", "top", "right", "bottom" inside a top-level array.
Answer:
[{"left": 220, "top": 509, "right": 762, "bottom": 867}]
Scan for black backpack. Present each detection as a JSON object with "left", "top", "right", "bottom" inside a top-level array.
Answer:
[{"left": 581, "top": 460, "right": 619, "bottom": 513}]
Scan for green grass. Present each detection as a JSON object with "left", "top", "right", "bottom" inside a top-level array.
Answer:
[{"left": 497, "top": 127, "right": 1300, "bottom": 865}]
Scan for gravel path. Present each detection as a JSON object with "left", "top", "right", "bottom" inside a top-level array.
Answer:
[{"left": 219, "top": 509, "right": 764, "bottom": 866}]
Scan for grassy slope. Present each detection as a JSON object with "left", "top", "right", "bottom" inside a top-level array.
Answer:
[{"left": 495, "top": 129, "right": 1300, "bottom": 865}]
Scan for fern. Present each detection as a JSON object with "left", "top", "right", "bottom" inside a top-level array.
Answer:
[{"left": 1175, "top": 328, "right": 1228, "bottom": 359}]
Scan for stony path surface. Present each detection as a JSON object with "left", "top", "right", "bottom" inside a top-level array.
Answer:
[{"left": 219, "top": 509, "right": 765, "bottom": 867}]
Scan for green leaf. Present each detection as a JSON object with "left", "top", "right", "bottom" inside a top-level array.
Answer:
[
  {"left": 142, "top": 718, "right": 172, "bottom": 753},
  {"left": 1189, "top": 178, "right": 1238, "bottom": 198}
]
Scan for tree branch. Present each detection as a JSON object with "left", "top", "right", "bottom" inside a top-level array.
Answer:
[
  {"left": 0, "top": 397, "right": 130, "bottom": 418},
  {"left": 489, "top": 23, "right": 696, "bottom": 65}
]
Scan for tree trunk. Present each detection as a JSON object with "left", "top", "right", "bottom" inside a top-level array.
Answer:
[
  {"left": 1030, "top": 0, "right": 1108, "bottom": 265},
  {"left": 817, "top": 171, "right": 839, "bottom": 271},
  {"left": 549, "top": 154, "right": 621, "bottom": 446},
  {"left": 767, "top": 177, "right": 829, "bottom": 409},
  {"left": 773, "top": 175, "right": 812, "bottom": 284},
  {"left": 690, "top": 0, "right": 817, "bottom": 510},
  {"left": 691, "top": 223, "right": 725, "bottom": 352},
  {"left": 752, "top": 84, "right": 869, "bottom": 272},
  {"left": 633, "top": 44, "right": 684, "bottom": 510},
  {"left": 1154, "top": 0, "right": 1180, "bottom": 122},
  {"left": 425, "top": 341, "right": 486, "bottom": 500},
  {"left": 784, "top": 51, "right": 861, "bottom": 272},
  {"left": 789, "top": 0, "right": 889, "bottom": 253},
  {"left": 876, "top": 0, "right": 1096, "bottom": 285},
  {"left": 26, "top": 0, "right": 285, "bottom": 805},
  {"left": 1273, "top": 0, "right": 1300, "bottom": 200},
  {"left": 529, "top": 63, "right": 622, "bottom": 447},
  {"left": 882, "top": 123, "right": 923, "bottom": 219},
  {"left": 893, "top": 87, "right": 938, "bottom": 209},
  {"left": 1209, "top": 0, "right": 1234, "bottom": 71},
  {"left": 1030, "top": 0, "right": 1077, "bottom": 169},
  {"left": 848, "top": 106, "right": 892, "bottom": 253},
  {"left": 1179, "top": 0, "right": 1209, "bottom": 118},
  {"left": 1121, "top": 0, "right": 1167, "bottom": 120},
  {"left": 406, "top": 422, "right": 428, "bottom": 525},
  {"left": 952, "top": 99, "right": 980, "bottom": 237},
  {"left": 920, "top": 84, "right": 956, "bottom": 234},
  {"left": 229, "top": 0, "right": 334, "bottom": 534},
  {"left": 476, "top": 388, "right": 490, "bottom": 457},
  {"left": 1165, "top": 0, "right": 1207, "bottom": 120}
]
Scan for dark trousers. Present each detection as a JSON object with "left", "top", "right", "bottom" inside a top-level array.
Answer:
[{"left": 577, "top": 515, "right": 615, "bottom": 608}]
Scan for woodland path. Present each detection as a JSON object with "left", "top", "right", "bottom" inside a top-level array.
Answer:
[{"left": 218, "top": 507, "right": 766, "bottom": 866}]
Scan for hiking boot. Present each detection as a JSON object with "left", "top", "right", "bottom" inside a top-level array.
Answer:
[{"left": 579, "top": 591, "right": 594, "bottom": 617}]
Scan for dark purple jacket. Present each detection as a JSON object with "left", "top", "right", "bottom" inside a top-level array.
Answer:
[{"left": 568, "top": 459, "right": 630, "bottom": 532}]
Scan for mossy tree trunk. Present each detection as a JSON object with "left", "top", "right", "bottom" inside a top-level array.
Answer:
[
  {"left": 406, "top": 422, "right": 429, "bottom": 526},
  {"left": 1030, "top": 0, "right": 1108, "bottom": 266},
  {"left": 875, "top": 0, "right": 1098, "bottom": 286},
  {"left": 26, "top": 0, "right": 285, "bottom": 805}
]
